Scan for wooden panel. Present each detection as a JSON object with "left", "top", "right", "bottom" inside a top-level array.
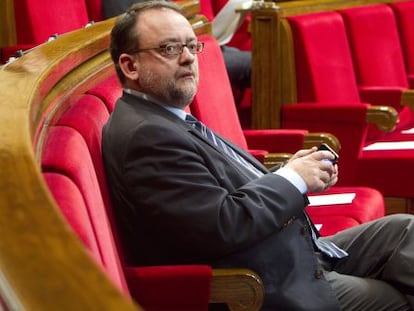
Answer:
[{"left": 0, "top": 0, "right": 16, "bottom": 47}]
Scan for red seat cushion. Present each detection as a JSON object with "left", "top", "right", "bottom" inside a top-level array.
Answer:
[
  {"left": 309, "top": 214, "right": 360, "bottom": 237},
  {"left": 307, "top": 187, "right": 385, "bottom": 225}
]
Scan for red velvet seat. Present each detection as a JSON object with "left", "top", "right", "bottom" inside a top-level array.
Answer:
[
  {"left": 284, "top": 11, "right": 374, "bottom": 185},
  {"left": 193, "top": 34, "right": 385, "bottom": 235},
  {"left": 338, "top": 4, "right": 414, "bottom": 141},
  {"left": 42, "top": 126, "right": 129, "bottom": 294},
  {"left": 389, "top": 1, "right": 414, "bottom": 89},
  {"left": 193, "top": 35, "right": 309, "bottom": 156},
  {"left": 198, "top": 0, "right": 253, "bottom": 127},
  {"left": 87, "top": 74, "right": 123, "bottom": 113},
  {"left": 84, "top": 0, "right": 104, "bottom": 23},
  {"left": 1, "top": 0, "right": 90, "bottom": 63},
  {"left": 283, "top": 10, "right": 414, "bottom": 201},
  {"left": 309, "top": 215, "right": 359, "bottom": 237}
]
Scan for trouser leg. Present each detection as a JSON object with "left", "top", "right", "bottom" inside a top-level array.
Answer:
[
  {"left": 325, "top": 270, "right": 410, "bottom": 310},
  {"left": 323, "top": 214, "right": 414, "bottom": 309}
]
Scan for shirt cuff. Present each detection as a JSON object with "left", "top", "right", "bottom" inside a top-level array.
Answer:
[{"left": 274, "top": 166, "right": 308, "bottom": 194}]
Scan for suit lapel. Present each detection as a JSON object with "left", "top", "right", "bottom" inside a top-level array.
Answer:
[{"left": 122, "top": 93, "right": 269, "bottom": 176}]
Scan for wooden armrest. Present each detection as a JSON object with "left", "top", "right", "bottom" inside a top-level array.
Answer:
[
  {"left": 366, "top": 105, "right": 398, "bottom": 132},
  {"left": 210, "top": 268, "right": 264, "bottom": 311},
  {"left": 402, "top": 89, "right": 414, "bottom": 110},
  {"left": 303, "top": 132, "right": 341, "bottom": 152},
  {"left": 262, "top": 132, "right": 340, "bottom": 168}
]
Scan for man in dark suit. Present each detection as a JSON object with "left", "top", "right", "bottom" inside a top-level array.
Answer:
[{"left": 102, "top": 1, "right": 414, "bottom": 310}]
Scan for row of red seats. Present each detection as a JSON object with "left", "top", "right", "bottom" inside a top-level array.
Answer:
[
  {"left": 7, "top": 1, "right": 389, "bottom": 308},
  {"left": 1, "top": 0, "right": 102, "bottom": 63},
  {"left": 279, "top": 2, "right": 414, "bottom": 206},
  {"left": 41, "top": 32, "right": 385, "bottom": 310}
]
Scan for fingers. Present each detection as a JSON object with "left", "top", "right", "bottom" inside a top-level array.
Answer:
[
  {"left": 289, "top": 147, "right": 317, "bottom": 161},
  {"left": 321, "top": 163, "right": 339, "bottom": 191},
  {"left": 312, "top": 150, "right": 337, "bottom": 163},
  {"left": 285, "top": 150, "right": 339, "bottom": 193}
]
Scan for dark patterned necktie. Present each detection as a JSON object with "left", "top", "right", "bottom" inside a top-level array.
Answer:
[
  {"left": 185, "top": 114, "right": 263, "bottom": 177},
  {"left": 305, "top": 213, "right": 348, "bottom": 259}
]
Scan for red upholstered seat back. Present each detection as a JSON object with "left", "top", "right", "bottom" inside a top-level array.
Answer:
[
  {"left": 288, "top": 11, "right": 361, "bottom": 103},
  {"left": 57, "top": 94, "right": 113, "bottom": 210},
  {"left": 14, "top": 0, "right": 90, "bottom": 44},
  {"left": 199, "top": 0, "right": 216, "bottom": 22},
  {"left": 87, "top": 74, "right": 123, "bottom": 113},
  {"left": 42, "top": 126, "right": 129, "bottom": 294},
  {"left": 390, "top": 1, "right": 414, "bottom": 89},
  {"left": 339, "top": 4, "right": 409, "bottom": 88},
  {"left": 191, "top": 34, "right": 249, "bottom": 150},
  {"left": 43, "top": 172, "right": 102, "bottom": 262},
  {"left": 84, "top": 0, "right": 104, "bottom": 22}
]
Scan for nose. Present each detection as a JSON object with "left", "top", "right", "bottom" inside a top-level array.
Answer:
[{"left": 179, "top": 46, "right": 196, "bottom": 64}]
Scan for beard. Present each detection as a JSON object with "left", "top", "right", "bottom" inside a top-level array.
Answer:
[{"left": 138, "top": 65, "right": 198, "bottom": 108}]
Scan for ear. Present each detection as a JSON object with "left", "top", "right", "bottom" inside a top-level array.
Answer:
[{"left": 119, "top": 53, "right": 139, "bottom": 80}]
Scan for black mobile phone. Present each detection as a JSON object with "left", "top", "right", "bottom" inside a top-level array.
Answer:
[{"left": 317, "top": 143, "right": 339, "bottom": 164}]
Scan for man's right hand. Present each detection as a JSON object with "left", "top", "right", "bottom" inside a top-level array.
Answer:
[{"left": 285, "top": 147, "right": 338, "bottom": 193}]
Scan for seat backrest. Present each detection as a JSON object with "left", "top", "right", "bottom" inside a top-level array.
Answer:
[
  {"left": 339, "top": 4, "right": 409, "bottom": 88},
  {"left": 84, "top": 0, "right": 104, "bottom": 22},
  {"left": 287, "top": 11, "right": 361, "bottom": 103},
  {"left": 57, "top": 94, "right": 113, "bottom": 209},
  {"left": 191, "top": 34, "right": 249, "bottom": 149},
  {"left": 43, "top": 172, "right": 102, "bottom": 262},
  {"left": 14, "top": 0, "right": 90, "bottom": 44},
  {"left": 41, "top": 95, "right": 130, "bottom": 295},
  {"left": 389, "top": 1, "right": 414, "bottom": 88},
  {"left": 199, "top": 0, "right": 216, "bottom": 21},
  {"left": 87, "top": 73, "right": 123, "bottom": 114}
]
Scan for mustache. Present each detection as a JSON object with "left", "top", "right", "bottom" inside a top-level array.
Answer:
[{"left": 177, "top": 65, "right": 197, "bottom": 78}]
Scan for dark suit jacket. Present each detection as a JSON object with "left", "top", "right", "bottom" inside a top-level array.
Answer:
[{"left": 102, "top": 92, "right": 340, "bottom": 310}]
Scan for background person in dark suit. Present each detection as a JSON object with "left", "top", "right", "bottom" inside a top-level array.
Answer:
[{"left": 102, "top": 1, "right": 414, "bottom": 310}]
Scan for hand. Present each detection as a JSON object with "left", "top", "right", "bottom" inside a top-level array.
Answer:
[{"left": 285, "top": 147, "right": 339, "bottom": 193}]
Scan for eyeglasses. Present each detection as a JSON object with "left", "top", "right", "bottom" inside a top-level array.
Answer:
[{"left": 134, "top": 42, "right": 204, "bottom": 56}]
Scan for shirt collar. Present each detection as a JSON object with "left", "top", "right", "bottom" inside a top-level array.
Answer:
[{"left": 124, "top": 88, "right": 187, "bottom": 120}]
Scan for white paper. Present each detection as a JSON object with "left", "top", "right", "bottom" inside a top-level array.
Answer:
[
  {"left": 401, "top": 127, "right": 414, "bottom": 134},
  {"left": 308, "top": 193, "right": 356, "bottom": 206},
  {"left": 363, "top": 141, "right": 414, "bottom": 151}
]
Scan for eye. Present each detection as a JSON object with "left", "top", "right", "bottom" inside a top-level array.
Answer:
[
  {"left": 164, "top": 43, "right": 180, "bottom": 55},
  {"left": 187, "top": 42, "right": 198, "bottom": 52}
]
